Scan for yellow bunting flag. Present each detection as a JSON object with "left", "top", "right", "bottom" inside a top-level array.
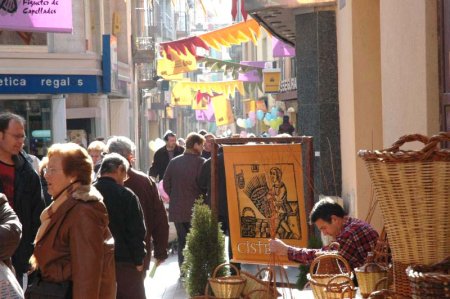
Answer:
[
  {"left": 223, "top": 144, "right": 308, "bottom": 265},
  {"left": 211, "top": 95, "right": 234, "bottom": 126},
  {"left": 157, "top": 51, "right": 197, "bottom": 76},
  {"left": 171, "top": 80, "right": 245, "bottom": 99}
]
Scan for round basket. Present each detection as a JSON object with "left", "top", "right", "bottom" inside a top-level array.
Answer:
[
  {"left": 315, "top": 243, "right": 342, "bottom": 274},
  {"left": 208, "top": 263, "right": 246, "bottom": 299},
  {"left": 307, "top": 254, "right": 353, "bottom": 299},
  {"left": 358, "top": 132, "right": 450, "bottom": 297},
  {"left": 325, "top": 274, "right": 356, "bottom": 299},
  {"left": 240, "top": 268, "right": 279, "bottom": 299},
  {"left": 355, "top": 263, "right": 389, "bottom": 298},
  {"left": 406, "top": 256, "right": 450, "bottom": 299}
]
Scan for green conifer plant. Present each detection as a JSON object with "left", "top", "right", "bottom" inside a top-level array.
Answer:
[{"left": 182, "top": 198, "right": 227, "bottom": 297}]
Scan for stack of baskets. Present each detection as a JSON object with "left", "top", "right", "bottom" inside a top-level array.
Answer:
[
  {"left": 406, "top": 256, "right": 450, "bottom": 299},
  {"left": 307, "top": 253, "right": 354, "bottom": 299},
  {"left": 358, "top": 132, "right": 450, "bottom": 298}
]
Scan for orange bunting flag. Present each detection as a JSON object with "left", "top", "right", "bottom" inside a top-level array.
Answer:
[
  {"left": 211, "top": 94, "right": 234, "bottom": 126},
  {"left": 199, "top": 19, "right": 262, "bottom": 51}
]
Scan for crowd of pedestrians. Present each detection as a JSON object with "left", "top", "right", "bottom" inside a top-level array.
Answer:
[{"left": 0, "top": 110, "right": 299, "bottom": 298}]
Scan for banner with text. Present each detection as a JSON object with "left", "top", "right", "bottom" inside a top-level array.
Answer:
[
  {"left": 0, "top": 0, "right": 73, "bottom": 33},
  {"left": 223, "top": 144, "right": 308, "bottom": 265}
]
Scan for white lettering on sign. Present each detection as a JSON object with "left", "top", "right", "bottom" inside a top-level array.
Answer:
[
  {"left": 280, "top": 77, "right": 297, "bottom": 93},
  {"left": 237, "top": 241, "right": 271, "bottom": 255},
  {"left": 0, "top": 77, "right": 27, "bottom": 86},
  {"left": 39, "top": 77, "right": 84, "bottom": 88}
]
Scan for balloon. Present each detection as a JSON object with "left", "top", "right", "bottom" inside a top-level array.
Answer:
[
  {"left": 237, "top": 118, "right": 246, "bottom": 128},
  {"left": 248, "top": 111, "right": 256, "bottom": 121},
  {"left": 256, "top": 110, "right": 264, "bottom": 120},
  {"left": 245, "top": 118, "right": 254, "bottom": 129},
  {"left": 263, "top": 118, "right": 271, "bottom": 126},
  {"left": 264, "top": 113, "right": 272, "bottom": 121},
  {"left": 271, "top": 107, "right": 278, "bottom": 117},
  {"left": 240, "top": 130, "right": 247, "bottom": 138},
  {"left": 270, "top": 119, "right": 278, "bottom": 129},
  {"left": 268, "top": 128, "right": 277, "bottom": 136},
  {"left": 276, "top": 116, "right": 283, "bottom": 126}
]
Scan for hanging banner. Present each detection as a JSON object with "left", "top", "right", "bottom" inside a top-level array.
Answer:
[
  {"left": 223, "top": 144, "right": 308, "bottom": 265},
  {"left": 157, "top": 52, "right": 197, "bottom": 76},
  {"left": 212, "top": 95, "right": 234, "bottom": 126},
  {"left": 263, "top": 69, "right": 281, "bottom": 93},
  {"left": 272, "top": 36, "right": 295, "bottom": 57},
  {"left": 238, "top": 61, "right": 265, "bottom": 82},
  {"left": 0, "top": 0, "right": 73, "bottom": 33}
]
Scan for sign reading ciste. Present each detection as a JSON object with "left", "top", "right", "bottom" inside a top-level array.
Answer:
[{"left": 0, "top": 74, "right": 101, "bottom": 94}]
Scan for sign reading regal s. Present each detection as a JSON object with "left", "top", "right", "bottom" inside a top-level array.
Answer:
[{"left": 0, "top": 0, "right": 73, "bottom": 33}]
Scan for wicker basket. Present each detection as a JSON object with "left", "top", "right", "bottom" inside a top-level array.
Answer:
[
  {"left": 240, "top": 268, "right": 279, "bottom": 299},
  {"left": 358, "top": 132, "right": 450, "bottom": 297},
  {"left": 406, "top": 256, "right": 450, "bottom": 299},
  {"left": 325, "top": 274, "right": 356, "bottom": 299},
  {"left": 355, "top": 263, "right": 389, "bottom": 298},
  {"left": 315, "top": 243, "right": 342, "bottom": 274},
  {"left": 307, "top": 254, "right": 353, "bottom": 299},
  {"left": 208, "top": 263, "right": 246, "bottom": 299}
]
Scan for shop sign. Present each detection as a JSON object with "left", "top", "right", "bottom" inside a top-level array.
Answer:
[
  {"left": 0, "top": 74, "right": 101, "bottom": 94},
  {"left": 0, "top": 0, "right": 73, "bottom": 33},
  {"left": 280, "top": 77, "right": 297, "bottom": 93},
  {"left": 102, "top": 34, "right": 119, "bottom": 93},
  {"left": 262, "top": 68, "right": 281, "bottom": 93}
]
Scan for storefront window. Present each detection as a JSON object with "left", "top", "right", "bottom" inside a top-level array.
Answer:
[
  {"left": 0, "top": 31, "right": 47, "bottom": 46},
  {"left": 0, "top": 100, "right": 52, "bottom": 159}
]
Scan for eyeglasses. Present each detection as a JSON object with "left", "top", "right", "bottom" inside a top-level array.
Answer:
[
  {"left": 4, "top": 132, "right": 26, "bottom": 141},
  {"left": 43, "top": 168, "right": 63, "bottom": 175}
]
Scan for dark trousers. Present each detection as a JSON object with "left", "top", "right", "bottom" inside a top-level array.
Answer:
[
  {"left": 174, "top": 222, "right": 191, "bottom": 269},
  {"left": 116, "top": 262, "right": 146, "bottom": 299}
]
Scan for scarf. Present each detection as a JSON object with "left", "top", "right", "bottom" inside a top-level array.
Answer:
[{"left": 34, "top": 181, "right": 79, "bottom": 244}]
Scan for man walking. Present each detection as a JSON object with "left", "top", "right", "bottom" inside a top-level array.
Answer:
[
  {"left": 163, "top": 132, "right": 205, "bottom": 272},
  {"left": 105, "top": 136, "right": 169, "bottom": 273},
  {"left": 95, "top": 153, "right": 146, "bottom": 299},
  {"left": 0, "top": 112, "right": 45, "bottom": 286},
  {"left": 149, "top": 130, "right": 184, "bottom": 181}
]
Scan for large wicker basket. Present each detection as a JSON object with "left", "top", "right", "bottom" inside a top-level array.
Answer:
[
  {"left": 355, "top": 263, "right": 389, "bottom": 298},
  {"left": 208, "top": 263, "right": 246, "bottom": 299},
  {"left": 307, "top": 254, "right": 353, "bottom": 299},
  {"left": 406, "top": 256, "right": 450, "bottom": 299},
  {"left": 240, "top": 268, "right": 279, "bottom": 299},
  {"left": 358, "top": 132, "right": 450, "bottom": 297}
]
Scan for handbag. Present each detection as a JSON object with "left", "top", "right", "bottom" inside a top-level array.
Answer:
[
  {"left": 25, "top": 271, "right": 72, "bottom": 299},
  {"left": 0, "top": 260, "right": 24, "bottom": 299}
]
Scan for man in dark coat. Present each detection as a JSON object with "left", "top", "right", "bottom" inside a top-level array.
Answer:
[
  {"left": 163, "top": 132, "right": 205, "bottom": 271},
  {"left": 105, "top": 136, "right": 169, "bottom": 273},
  {"left": 149, "top": 130, "right": 184, "bottom": 181},
  {"left": 278, "top": 115, "right": 295, "bottom": 136},
  {"left": 0, "top": 112, "right": 45, "bottom": 286},
  {"left": 95, "top": 153, "right": 147, "bottom": 299}
]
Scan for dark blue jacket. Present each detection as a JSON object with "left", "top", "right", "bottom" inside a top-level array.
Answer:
[{"left": 0, "top": 151, "right": 45, "bottom": 274}]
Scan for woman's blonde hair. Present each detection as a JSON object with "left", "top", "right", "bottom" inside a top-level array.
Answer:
[{"left": 47, "top": 143, "right": 93, "bottom": 185}]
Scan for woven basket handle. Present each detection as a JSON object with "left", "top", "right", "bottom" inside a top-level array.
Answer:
[
  {"left": 373, "top": 277, "right": 388, "bottom": 291},
  {"left": 384, "top": 132, "right": 450, "bottom": 157},
  {"left": 328, "top": 242, "right": 340, "bottom": 251},
  {"left": 212, "top": 263, "right": 240, "bottom": 278},
  {"left": 326, "top": 274, "right": 354, "bottom": 293},
  {"left": 309, "top": 254, "right": 352, "bottom": 276},
  {"left": 255, "top": 267, "right": 275, "bottom": 283}
]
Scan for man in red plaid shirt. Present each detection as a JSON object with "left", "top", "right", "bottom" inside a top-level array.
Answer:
[{"left": 270, "top": 197, "right": 379, "bottom": 269}]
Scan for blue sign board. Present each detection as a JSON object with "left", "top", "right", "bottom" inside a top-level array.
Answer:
[{"left": 0, "top": 74, "right": 102, "bottom": 94}]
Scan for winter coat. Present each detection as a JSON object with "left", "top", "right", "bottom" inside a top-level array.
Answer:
[
  {"left": 33, "top": 185, "right": 116, "bottom": 299},
  {"left": 94, "top": 177, "right": 146, "bottom": 265},
  {"left": 0, "top": 151, "right": 45, "bottom": 274},
  {"left": 163, "top": 152, "right": 205, "bottom": 223},
  {"left": 124, "top": 168, "right": 169, "bottom": 269},
  {"left": 149, "top": 145, "right": 184, "bottom": 181},
  {"left": 0, "top": 193, "right": 22, "bottom": 263}
]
